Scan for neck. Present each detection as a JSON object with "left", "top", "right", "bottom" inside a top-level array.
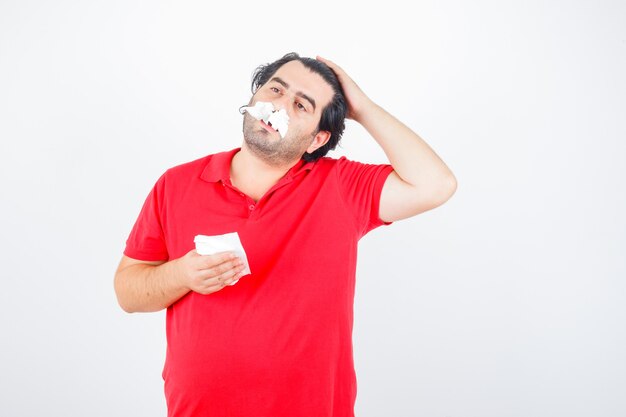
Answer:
[{"left": 230, "top": 143, "right": 300, "bottom": 201}]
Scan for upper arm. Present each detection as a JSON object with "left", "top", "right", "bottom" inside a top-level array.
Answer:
[{"left": 379, "top": 171, "right": 457, "bottom": 223}]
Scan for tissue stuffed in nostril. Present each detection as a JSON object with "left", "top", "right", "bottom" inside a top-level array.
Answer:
[
  {"left": 242, "top": 101, "right": 274, "bottom": 122},
  {"left": 241, "top": 101, "right": 289, "bottom": 138},
  {"left": 267, "top": 109, "right": 289, "bottom": 138}
]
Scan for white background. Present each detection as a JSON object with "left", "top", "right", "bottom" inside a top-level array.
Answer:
[{"left": 1, "top": 1, "right": 624, "bottom": 416}]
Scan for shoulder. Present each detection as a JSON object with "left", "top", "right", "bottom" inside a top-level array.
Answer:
[
  {"left": 161, "top": 148, "right": 238, "bottom": 183},
  {"left": 309, "top": 155, "right": 355, "bottom": 172},
  {"left": 163, "top": 154, "right": 213, "bottom": 179},
  {"left": 314, "top": 155, "right": 391, "bottom": 175}
]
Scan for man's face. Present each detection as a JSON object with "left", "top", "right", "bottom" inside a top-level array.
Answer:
[{"left": 242, "top": 60, "right": 334, "bottom": 166}]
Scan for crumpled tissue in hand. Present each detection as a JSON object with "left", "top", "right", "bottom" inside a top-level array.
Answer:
[
  {"left": 241, "top": 101, "right": 289, "bottom": 138},
  {"left": 194, "top": 233, "right": 251, "bottom": 285}
]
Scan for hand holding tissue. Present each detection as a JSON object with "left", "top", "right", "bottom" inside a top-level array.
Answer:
[
  {"left": 194, "top": 233, "right": 251, "bottom": 285},
  {"left": 242, "top": 101, "right": 290, "bottom": 138}
]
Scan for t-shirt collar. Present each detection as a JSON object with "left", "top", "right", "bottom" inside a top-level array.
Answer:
[{"left": 200, "top": 147, "right": 315, "bottom": 184}]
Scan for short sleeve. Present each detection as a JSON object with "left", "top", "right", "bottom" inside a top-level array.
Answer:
[
  {"left": 123, "top": 173, "right": 169, "bottom": 261},
  {"left": 334, "top": 156, "right": 395, "bottom": 237}
]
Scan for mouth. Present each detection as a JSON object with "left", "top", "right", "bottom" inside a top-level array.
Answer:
[{"left": 260, "top": 120, "right": 277, "bottom": 133}]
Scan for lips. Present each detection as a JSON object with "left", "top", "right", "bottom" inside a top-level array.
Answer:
[
  {"left": 260, "top": 120, "right": 277, "bottom": 133},
  {"left": 241, "top": 101, "right": 289, "bottom": 138}
]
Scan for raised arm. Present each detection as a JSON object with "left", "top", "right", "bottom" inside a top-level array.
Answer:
[{"left": 316, "top": 56, "right": 457, "bottom": 222}]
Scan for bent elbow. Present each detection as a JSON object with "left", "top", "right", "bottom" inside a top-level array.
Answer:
[
  {"left": 425, "top": 175, "right": 457, "bottom": 207},
  {"left": 443, "top": 175, "right": 457, "bottom": 200},
  {"left": 115, "top": 293, "right": 136, "bottom": 314},
  {"left": 113, "top": 274, "right": 136, "bottom": 314},
  {"left": 117, "top": 299, "right": 136, "bottom": 314}
]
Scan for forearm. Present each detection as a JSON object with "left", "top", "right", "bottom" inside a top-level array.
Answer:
[
  {"left": 357, "top": 101, "right": 456, "bottom": 188},
  {"left": 114, "top": 260, "right": 190, "bottom": 313}
]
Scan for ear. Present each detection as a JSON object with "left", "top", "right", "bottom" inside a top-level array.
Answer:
[{"left": 306, "top": 131, "right": 331, "bottom": 154}]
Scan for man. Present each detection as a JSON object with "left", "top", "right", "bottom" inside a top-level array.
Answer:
[{"left": 114, "top": 52, "right": 457, "bottom": 417}]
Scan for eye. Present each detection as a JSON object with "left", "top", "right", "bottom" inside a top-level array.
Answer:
[
  {"left": 296, "top": 102, "right": 307, "bottom": 112},
  {"left": 270, "top": 87, "right": 280, "bottom": 93}
]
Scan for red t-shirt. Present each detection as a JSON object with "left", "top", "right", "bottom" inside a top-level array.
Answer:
[{"left": 124, "top": 148, "right": 394, "bottom": 417}]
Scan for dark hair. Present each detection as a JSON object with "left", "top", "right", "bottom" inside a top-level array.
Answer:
[{"left": 250, "top": 52, "right": 347, "bottom": 162}]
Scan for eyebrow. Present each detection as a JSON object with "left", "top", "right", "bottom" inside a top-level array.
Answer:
[{"left": 269, "top": 77, "right": 316, "bottom": 112}]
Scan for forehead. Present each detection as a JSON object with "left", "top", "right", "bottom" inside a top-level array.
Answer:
[{"left": 270, "top": 60, "right": 334, "bottom": 110}]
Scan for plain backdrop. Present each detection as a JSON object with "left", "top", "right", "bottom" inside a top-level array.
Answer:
[{"left": 1, "top": 1, "right": 624, "bottom": 416}]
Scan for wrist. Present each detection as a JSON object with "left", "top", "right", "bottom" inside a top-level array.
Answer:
[
  {"left": 163, "top": 257, "right": 190, "bottom": 292},
  {"left": 352, "top": 98, "right": 378, "bottom": 124}
]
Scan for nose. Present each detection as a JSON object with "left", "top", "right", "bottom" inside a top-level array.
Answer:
[{"left": 271, "top": 94, "right": 291, "bottom": 114}]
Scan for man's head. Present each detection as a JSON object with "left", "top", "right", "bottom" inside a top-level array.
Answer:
[{"left": 241, "top": 52, "right": 347, "bottom": 165}]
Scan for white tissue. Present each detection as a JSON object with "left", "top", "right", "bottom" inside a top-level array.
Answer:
[
  {"left": 243, "top": 101, "right": 274, "bottom": 122},
  {"left": 242, "top": 101, "right": 289, "bottom": 138},
  {"left": 194, "top": 233, "right": 251, "bottom": 285},
  {"left": 267, "top": 108, "right": 289, "bottom": 139}
]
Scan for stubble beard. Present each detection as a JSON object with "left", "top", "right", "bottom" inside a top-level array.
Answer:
[{"left": 242, "top": 113, "right": 315, "bottom": 167}]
